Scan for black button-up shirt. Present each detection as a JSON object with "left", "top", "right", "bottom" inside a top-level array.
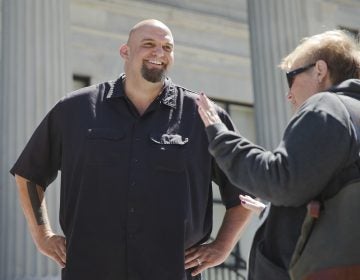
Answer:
[{"left": 11, "top": 75, "right": 244, "bottom": 280}]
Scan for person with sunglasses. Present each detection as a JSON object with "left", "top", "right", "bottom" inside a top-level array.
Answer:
[{"left": 196, "top": 30, "right": 360, "bottom": 280}]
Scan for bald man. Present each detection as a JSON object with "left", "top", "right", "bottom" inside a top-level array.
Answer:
[{"left": 11, "top": 19, "right": 252, "bottom": 280}]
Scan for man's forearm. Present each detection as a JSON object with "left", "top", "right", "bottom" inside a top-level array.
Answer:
[
  {"left": 15, "top": 174, "right": 67, "bottom": 267},
  {"left": 15, "top": 175, "right": 53, "bottom": 244},
  {"left": 214, "top": 204, "right": 252, "bottom": 253}
]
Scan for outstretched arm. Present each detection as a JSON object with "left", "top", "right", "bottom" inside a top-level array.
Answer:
[
  {"left": 196, "top": 93, "right": 352, "bottom": 206},
  {"left": 184, "top": 204, "right": 252, "bottom": 276},
  {"left": 15, "top": 174, "right": 66, "bottom": 268}
]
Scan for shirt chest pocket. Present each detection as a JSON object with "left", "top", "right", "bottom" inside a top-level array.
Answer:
[
  {"left": 149, "top": 133, "right": 189, "bottom": 172},
  {"left": 85, "top": 128, "right": 126, "bottom": 165}
]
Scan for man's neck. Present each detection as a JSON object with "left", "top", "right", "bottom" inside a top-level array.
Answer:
[{"left": 123, "top": 77, "right": 164, "bottom": 115}]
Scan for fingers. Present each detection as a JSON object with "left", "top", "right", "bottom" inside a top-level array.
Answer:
[
  {"left": 195, "top": 92, "right": 222, "bottom": 127},
  {"left": 51, "top": 253, "right": 66, "bottom": 268},
  {"left": 185, "top": 243, "right": 227, "bottom": 276},
  {"left": 239, "top": 195, "right": 266, "bottom": 215},
  {"left": 49, "top": 235, "right": 66, "bottom": 265},
  {"left": 184, "top": 247, "right": 200, "bottom": 269},
  {"left": 56, "top": 236, "right": 67, "bottom": 266},
  {"left": 240, "top": 195, "right": 257, "bottom": 206},
  {"left": 185, "top": 246, "right": 197, "bottom": 256},
  {"left": 39, "top": 235, "right": 67, "bottom": 268},
  {"left": 185, "top": 257, "right": 206, "bottom": 270},
  {"left": 185, "top": 254, "right": 208, "bottom": 276},
  {"left": 185, "top": 246, "right": 205, "bottom": 271},
  {"left": 197, "top": 105, "right": 210, "bottom": 127},
  {"left": 190, "top": 262, "right": 207, "bottom": 277},
  {"left": 196, "top": 92, "right": 213, "bottom": 111},
  {"left": 196, "top": 93, "right": 210, "bottom": 127}
]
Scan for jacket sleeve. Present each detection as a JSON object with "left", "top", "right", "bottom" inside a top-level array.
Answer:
[
  {"left": 210, "top": 106, "right": 250, "bottom": 209},
  {"left": 206, "top": 107, "right": 353, "bottom": 207}
]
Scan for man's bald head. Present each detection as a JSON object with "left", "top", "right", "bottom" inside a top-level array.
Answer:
[{"left": 127, "top": 19, "right": 173, "bottom": 44}]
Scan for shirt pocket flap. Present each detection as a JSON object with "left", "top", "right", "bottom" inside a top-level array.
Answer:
[
  {"left": 87, "top": 128, "right": 125, "bottom": 141},
  {"left": 149, "top": 133, "right": 189, "bottom": 145}
]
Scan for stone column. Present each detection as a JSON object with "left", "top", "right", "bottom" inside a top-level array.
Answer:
[
  {"left": 0, "top": 1, "right": 70, "bottom": 279},
  {"left": 247, "top": 0, "right": 310, "bottom": 149}
]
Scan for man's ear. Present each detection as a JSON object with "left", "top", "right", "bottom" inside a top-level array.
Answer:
[
  {"left": 315, "top": 60, "right": 329, "bottom": 83},
  {"left": 120, "top": 44, "right": 129, "bottom": 59}
]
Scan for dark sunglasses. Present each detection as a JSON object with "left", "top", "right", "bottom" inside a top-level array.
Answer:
[{"left": 286, "top": 63, "right": 316, "bottom": 88}]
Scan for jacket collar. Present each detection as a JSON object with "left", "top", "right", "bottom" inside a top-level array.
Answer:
[{"left": 328, "top": 79, "right": 360, "bottom": 95}]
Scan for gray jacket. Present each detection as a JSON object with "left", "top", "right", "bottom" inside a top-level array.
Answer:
[{"left": 205, "top": 79, "right": 360, "bottom": 279}]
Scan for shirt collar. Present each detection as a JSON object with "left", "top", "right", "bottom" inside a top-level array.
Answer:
[{"left": 106, "top": 74, "right": 177, "bottom": 109}]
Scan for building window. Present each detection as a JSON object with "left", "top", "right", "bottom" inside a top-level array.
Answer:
[{"left": 73, "top": 74, "right": 91, "bottom": 91}]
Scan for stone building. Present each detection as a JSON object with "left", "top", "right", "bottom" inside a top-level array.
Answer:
[{"left": 0, "top": 0, "right": 359, "bottom": 279}]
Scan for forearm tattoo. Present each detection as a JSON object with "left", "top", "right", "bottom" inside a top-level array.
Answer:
[{"left": 26, "top": 181, "right": 45, "bottom": 225}]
